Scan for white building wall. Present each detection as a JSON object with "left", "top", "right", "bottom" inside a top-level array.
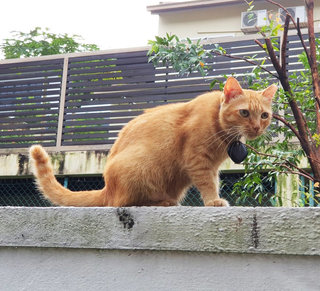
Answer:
[{"left": 156, "top": 0, "right": 320, "bottom": 39}]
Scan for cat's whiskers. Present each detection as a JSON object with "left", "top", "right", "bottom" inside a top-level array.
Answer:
[
  {"left": 200, "top": 128, "right": 232, "bottom": 147},
  {"left": 215, "top": 127, "right": 243, "bottom": 151},
  {"left": 204, "top": 128, "right": 235, "bottom": 148}
]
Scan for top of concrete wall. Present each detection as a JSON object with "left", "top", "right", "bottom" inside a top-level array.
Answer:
[
  {"left": 0, "top": 150, "right": 245, "bottom": 177},
  {"left": 1, "top": 207, "right": 320, "bottom": 256}
]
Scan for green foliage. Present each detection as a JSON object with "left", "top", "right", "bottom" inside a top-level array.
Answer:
[
  {"left": 313, "top": 134, "right": 320, "bottom": 147},
  {"left": 148, "top": 33, "right": 207, "bottom": 76},
  {"left": 299, "top": 38, "right": 320, "bottom": 71},
  {"left": 259, "top": 19, "right": 283, "bottom": 39},
  {"left": 1, "top": 27, "right": 99, "bottom": 59}
]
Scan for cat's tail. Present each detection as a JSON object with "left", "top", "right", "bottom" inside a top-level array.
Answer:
[{"left": 29, "top": 145, "right": 106, "bottom": 206}]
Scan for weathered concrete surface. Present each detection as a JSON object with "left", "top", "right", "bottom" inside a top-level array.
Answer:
[
  {"left": 0, "top": 247, "right": 319, "bottom": 291},
  {"left": 0, "top": 207, "right": 319, "bottom": 256},
  {"left": 0, "top": 150, "right": 108, "bottom": 176},
  {"left": 0, "top": 150, "right": 242, "bottom": 176}
]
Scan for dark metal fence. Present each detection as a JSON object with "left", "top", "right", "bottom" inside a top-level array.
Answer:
[
  {"left": 1, "top": 34, "right": 317, "bottom": 151},
  {"left": 0, "top": 35, "right": 280, "bottom": 150}
]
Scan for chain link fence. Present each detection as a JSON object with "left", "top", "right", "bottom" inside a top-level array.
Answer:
[
  {"left": 181, "top": 173, "right": 275, "bottom": 206},
  {"left": 0, "top": 173, "right": 279, "bottom": 207}
]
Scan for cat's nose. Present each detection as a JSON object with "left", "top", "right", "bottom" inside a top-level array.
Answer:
[{"left": 253, "top": 125, "right": 260, "bottom": 133}]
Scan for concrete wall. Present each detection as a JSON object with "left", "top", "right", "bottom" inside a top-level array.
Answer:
[
  {"left": 0, "top": 149, "right": 244, "bottom": 177},
  {"left": 0, "top": 150, "right": 108, "bottom": 177},
  {"left": 1, "top": 248, "right": 319, "bottom": 291},
  {"left": 0, "top": 207, "right": 319, "bottom": 291}
]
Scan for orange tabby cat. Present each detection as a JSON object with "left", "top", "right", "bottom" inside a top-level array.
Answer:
[{"left": 30, "top": 77, "right": 277, "bottom": 207}]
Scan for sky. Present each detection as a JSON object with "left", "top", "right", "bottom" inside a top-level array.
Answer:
[{"left": 0, "top": 0, "right": 160, "bottom": 54}]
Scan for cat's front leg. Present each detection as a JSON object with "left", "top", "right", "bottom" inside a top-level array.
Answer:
[{"left": 192, "top": 171, "right": 229, "bottom": 207}]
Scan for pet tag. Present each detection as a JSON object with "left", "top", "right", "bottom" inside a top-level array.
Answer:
[{"left": 227, "top": 141, "right": 248, "bottom": 164}]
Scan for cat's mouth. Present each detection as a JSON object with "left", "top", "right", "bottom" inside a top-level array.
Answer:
[{"left": 245, "top": 131, "right": 262, "bottom": 140}]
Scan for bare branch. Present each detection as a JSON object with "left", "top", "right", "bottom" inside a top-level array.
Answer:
[
  {"left": 280, "top": 14, "right": 290, "bottom": 72},
  {"left": 254, "top": 39, "right": 265, "bottom": 51},
  {"left": 266, "top": 0, "right": 298, "bottom": 28},
  {"left": 272, "top": 113, "right": 301, "bottom": 141},
  {"left": 307, "top": 155, "right": 320, "bottom": 166},
  {"left": 254, "top": 39, "right": 273, "bottom": 64},
  {"left": 278, "top": 169, "right": 314, "bottom": 182},
  {"left": 297, "top": 18, "right": 312, "bottom": 66},
  {"left": 264, "top": 36, "right": 312, "bottom": 155},
  {"left": 265, "top": 38, "right": 283, "bottom": 78},
  {"left": 304, "top": 0, "right": 320, "bottom": 129},
  {"left": 266, "top": 0, "right": 312, "bottom": 65}
]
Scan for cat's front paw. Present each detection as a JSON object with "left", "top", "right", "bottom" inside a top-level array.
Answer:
[{"left": 205, "top": 199, "right": 230, "bottom": 207}]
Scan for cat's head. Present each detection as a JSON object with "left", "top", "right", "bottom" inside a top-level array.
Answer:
[{"left": 219, "top": 77, "right": 277, "bottom": 140}]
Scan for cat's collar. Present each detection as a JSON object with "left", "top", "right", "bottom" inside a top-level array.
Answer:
[{"left": 227, "top": 140, "right": 248, "bottom": 164}]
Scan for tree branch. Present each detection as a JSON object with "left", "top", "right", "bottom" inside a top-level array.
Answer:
[
  {"left": 246, "top": 144, "right": 314, "bottom": 181},
  {"left": 265, "top": 38, "right": 283, "bottom": 77},
  {"left": 266, "top": 0, "right": 312, "bottom": 65},
  {"left": 272, "top": 113, "right": 301, "bottom": 141},
  {"left": 264, "top": 36, "right": 312, "bottom": 155},
  {"left": 278, "top": 169, "right": 314, "bottom": 182},
  {"left": 211, "top": 49, "right": 279, "bottom": 79},
  {"left": 304, "top": 0, "right": 320, "bottom": 131},
  {"left": 297, "top": 18, "right": 312, "bottom": 66},
  {"left": 254, "top": 39, "right": 273, "bottom": 64},
  {"left": 280, "top": 14, "right": 290, "bottom": 72}
]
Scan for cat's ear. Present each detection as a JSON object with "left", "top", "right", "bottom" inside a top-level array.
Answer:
[
  {"left": 223, "top": 77, "right": 243, "bottom": 103},
  {"left": 261, "top": 84, "right": 278, "bottom": 101}
]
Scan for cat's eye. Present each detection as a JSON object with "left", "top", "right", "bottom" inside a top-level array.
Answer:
[
  {"left": 239, "top": 109, "right": 250, "bottom": 118},
  {"left": 261, "top": 112, "right": 269, "bottom": 119}
]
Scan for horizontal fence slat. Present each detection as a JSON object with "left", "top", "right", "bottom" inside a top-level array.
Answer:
[
  {"left": 0, "top": 141, "right": 56, "bottom": 148},
  {"left": 62, "top": 132, "right": 118, "bottom": 140},
  {"left": 64, "top": 110, "right": 142, "bottom": 120},
  {"left": 0, "top": 115, "right": 58, "bottom": 124},
  {"left": 65, "top": 87, "right": 167, "bottom": 100},
  {"left": 67, "top": 75, "right": 158, "bottom": 89},
  {"left": 0, "top": 77, "right": 62, "bottom": 88},
  {"left": 0, "top": 109, "right": 59, "bottom": 118},
  {"left": 0, "top": 102, "right": 59, "bottom": 112},
  {"left": 67, "top": 60, "right": 152, "bottom": 73},
  {"left": 1, "top": 128, "right": 57, "bottom": 136},
  {"left": 0, "top": 83, "right": 61, "bottom": 94},
  {"left": 0, "top": 135, "right": 56, "bottom": 143},
  {"left": 0, "top": 96, "right": 60, "bottom": 106},
  {"left": 63, "top": 125, "right": 124, "bottom": 133},
  {"left": 68, "top": 50, "right": 148, "bottom": 64},
  {"left": 64, "top": 117, "right": 135, "bottom": 127},
  {"left": 0, "top": 70, "right": 63, "bottom": 81},
  {"left": 0, "top": 58, "right": 63, "bottom": 70},
  {"left": 68, "top": 56, "right": 150, "bottom": 72},
  {"left": 64, "top": 102, "right": 162, "bottom": 115},
  {"left": 0, "top": 64, "right": 63, "bottom": 76},
  {"left": 1, "top": 122, "right": 58, "bottom": 131},
  {"left": 62, "top": 139, "right": 115, "bottom": 146},
  {"left": 0, "top": 90, "right": 61, "bottom": 99}
]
